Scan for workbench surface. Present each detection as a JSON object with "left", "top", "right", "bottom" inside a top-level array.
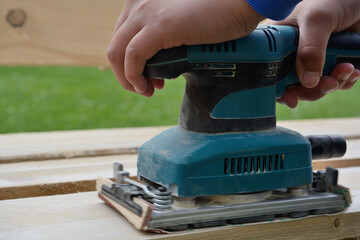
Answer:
[{"left": 1, "top": 118, "right": 360, "bottom": 240}]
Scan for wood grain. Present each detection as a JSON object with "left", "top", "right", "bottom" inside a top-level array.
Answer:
[
  {"left": 0, "top": 190, "right": 359, "bottom": 240},
  {"left": 0, "top": 126, "right": 169, "bottom": 163},
  {"left": 0, "top": 0, "right": 124, "bottom": 66},
  {"left": 313, "top": 157, "right": 360, "bottom": 170},
  {"left": 1, "top": 118, "right": 359, "bottom": 164},
  {"left": 0, "top": 154, "right": 136, "bottom": 200}
]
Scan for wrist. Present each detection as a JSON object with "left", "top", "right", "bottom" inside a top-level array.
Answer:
[{"left": 232, "top": 0, "right": 266, "bottom": 34}]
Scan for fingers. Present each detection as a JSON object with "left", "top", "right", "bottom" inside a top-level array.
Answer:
[
  {"left": 278, "top": 63, "right": 359, "bottom": 108},
  {"left": 108, "top": 19, "right": 165, "bottom": 97},
  {"left": 277, "top": 88, "right": 299, "bottom": 108},
  {"left": 278, "top": 76, "right": 339, "bottom": 108},
  {"left": 329, "top": 63, "right": 358, "bottom": 88},
  {"left": 261, "top": 19, "right": 277, "bottom": 25},
  {"left": 151, "top": 79, "right": 165, "bottom": 90},
  {"left": 261, "top": 18, "right": 297, "bottom": 27},
  {"left": 107, "top": 22, "right": 141, "bottom": 93},
  {"left": 341, "top": 69, "right": 360, "bottom": 90},
  {"left": 112, "top": 1, "right": 131, "bottom": 35},
  {"left": 124, "top": 26, "right": 164, "bottom": 94},
  {"left": 278, "top": 66, "right": 359, "bottom": 108},
  {"left": 113, "top": 14, "right": 128, "bottom": 36},
  {"left": 346, "top": 20, "right": 360, "bottom": 32},
  {"left": 296, "top": 11, "right": 336, "bottom": 88},
  {"left": 108, "top": 0, "right": 166, "bottom": 97},
  {"left": 269, "top": 1, "right": 360, "bottom": 108},
  {"left": 335, "top": 67, "right": 360, "bottom": 90},
  {"left": 296, "top": 76, "right": 339, "bottom": 100}
]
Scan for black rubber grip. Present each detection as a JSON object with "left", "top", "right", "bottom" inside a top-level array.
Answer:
[
  {"left": 306, "top": 135, "right": 347, "bottom": 160},
  {"left": 328, "top": 31, "right": 360, "bottom": 51},
  {"left": 329, "top": 32, "right": 360, "bottom": 70}
]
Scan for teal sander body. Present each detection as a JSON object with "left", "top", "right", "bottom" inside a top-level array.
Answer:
[
  {"left": 97, "top": 25, "right": 359, "bottom": 232},
  {"left": 137, "top": 25, "right": 359, "bottom": 197}
]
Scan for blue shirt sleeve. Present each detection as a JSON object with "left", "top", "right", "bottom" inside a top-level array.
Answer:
[{"left": 247, "top": 0, "right": 302, "bottom": 20}]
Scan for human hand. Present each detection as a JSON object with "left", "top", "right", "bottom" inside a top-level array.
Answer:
[
  {"left": 107, "top": 0, "right": 264, "bottom": 97},
  {"left": 265, "top": 0, "right": 360, "bottom": 108}
]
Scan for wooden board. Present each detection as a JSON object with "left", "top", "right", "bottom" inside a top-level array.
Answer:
[
  {"left": 0, "top": 189, "right": 359, "bottom": 239},
  {"left": 1, "top": 144, "right": 360, "bottom": 200},
  {"left": 0, "top": 154, "right": 136, "bottom": 200},
  {"left": 0, "top": 0, "right": 124, "bottom": 66},
  {"left": 1, "top": 118, "right": 360, "bottom": 239},
  {"left": 1, "top": 118, "right": 359, "bottom": 164},
  {"left": 1, "top": 119, "right": 360, "bottom": 200},
  {"left": 0, "top": 126, "right": 168, "bottom": 163}
]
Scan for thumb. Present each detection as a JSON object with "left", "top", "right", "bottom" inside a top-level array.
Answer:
[
  {"left": 347, "top": 20, "right": 360, "bottom": 32},
  {"left": 296, "top": 15, "right": 335, "bottom": 88}
]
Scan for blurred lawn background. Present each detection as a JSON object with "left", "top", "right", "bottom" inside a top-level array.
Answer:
[{"left": 0, "top": 66, "right": 359, "bottom": 134}]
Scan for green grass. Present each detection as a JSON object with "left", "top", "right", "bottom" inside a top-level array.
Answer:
[
  {"left": 0, "top": 67, "right": 184, "bottom": 133},
  {"left": 0, "top": 66, "right": 359, "bottom": 134}
]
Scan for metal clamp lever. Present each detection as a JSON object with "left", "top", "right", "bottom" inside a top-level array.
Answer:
[
  {"left": 312, "top": 167, "right": 338, "bottom": 192},
  {"left": 113, "top": 162, "right": 172, "bottom": 210}
]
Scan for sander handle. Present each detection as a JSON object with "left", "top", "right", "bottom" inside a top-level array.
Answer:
[
  {"left": 144, "top": 26, "right": 360, "bottom": 133},
  {"left": 144, "top": 26, "right": 360, "bottom": 81}
]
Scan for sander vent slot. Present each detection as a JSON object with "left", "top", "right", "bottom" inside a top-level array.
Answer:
[
  {"left": 262, "top": 29, "right": 277, "bottom": 52},
  {"left": 201, "top": 41, "right": 237, "bottom": 53},
  {"left": 224, "top": 154, "right": 284, "bottom": 175}
]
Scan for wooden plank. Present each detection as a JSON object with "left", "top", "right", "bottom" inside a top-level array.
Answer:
[
  {"left": 313, "top": 157, "right": 360, "bottom": 170},
  {"left": 1, "top": 118, "right": 359, "bottom": 200},
  {"left": 0, "top": 119, "right": 359, "bottom": 238},
  {"left": 1, "top": 151, "right": 359, "bottom": 200},
  {"left": 0, "top": 126, "right": 169, "bottom": 163},
  {"left": 0, "top": 0, "right": 124, "bottom": 66},
  {"left": 280, "top": 118, "right": 360, "bottom": 140},
  {"left": 0, "top": 154, "right": 136, "bottom": 200},
  {"left": 0, "top": 189, "right": 359, "bottom": 239},
  {"left": 1, "top": 137, "right": 360, "bottom": 200},
  {"left": 1, "top": 118, "right": 359, "bottom": 164}
]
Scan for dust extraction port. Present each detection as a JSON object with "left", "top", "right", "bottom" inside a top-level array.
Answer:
[{"left": 306, "top": 135, "right": 346, "bottom": 159}]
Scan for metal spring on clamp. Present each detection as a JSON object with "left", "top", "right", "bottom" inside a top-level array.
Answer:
[
  {"left": 113, "top": 163, "right": 172, "bottom": 211},
  {"left": 152, "top": 187, "right": 172, "bottom": 210}
]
